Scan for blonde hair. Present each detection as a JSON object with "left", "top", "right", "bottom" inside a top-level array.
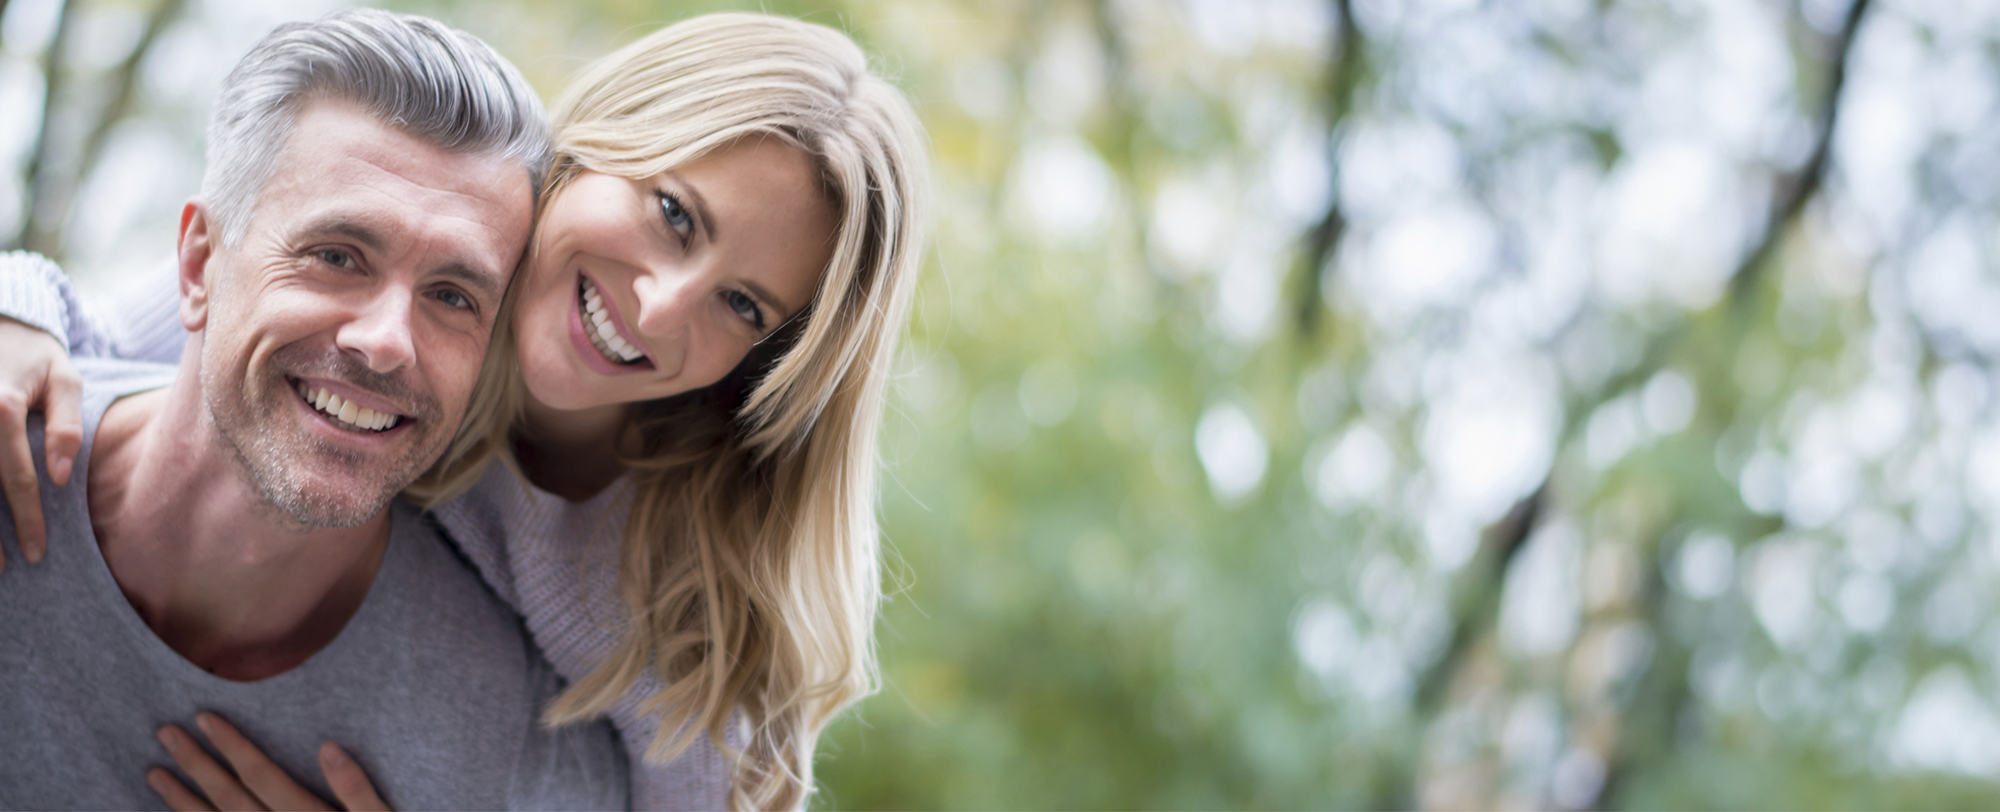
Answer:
[{"left": 410, "top": 12, "right": 928, "bottom": 810}]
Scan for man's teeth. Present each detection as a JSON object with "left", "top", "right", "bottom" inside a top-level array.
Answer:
[
  {"left": 295, "top": 382, "right": 400, "bottom": 432},
  {"left": 580, "top": 278, "right": 643, "bottom": 364}
]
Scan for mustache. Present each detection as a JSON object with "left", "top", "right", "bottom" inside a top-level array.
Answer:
[{"left": 270, "top": 343, "right": 440, "bottom": 422}]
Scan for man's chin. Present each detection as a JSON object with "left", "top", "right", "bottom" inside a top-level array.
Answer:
[
  {"left": 255, "top": 471, "right": 402, "bottom": 529},
  {"left": 270, "top": 414, "right": 443, "bottom": 526}
]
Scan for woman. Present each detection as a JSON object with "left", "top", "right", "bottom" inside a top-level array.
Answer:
[{"left": 0, "top": 10, "right": 927, "bottom": 811}]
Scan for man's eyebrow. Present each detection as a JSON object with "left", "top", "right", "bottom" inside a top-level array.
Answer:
[
  {"left": 299, "top": 218, "right": 386, "bottom": 253},
  {"left": 666, "top": 171, "right": 718, "bottom": 243},
  {"left": 431, "top": 263, "right": 505, "bottom": 303}
]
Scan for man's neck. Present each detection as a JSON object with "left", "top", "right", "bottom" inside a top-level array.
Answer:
[{"left": 86, "top": 373, "right": 391, "bottom": 681}]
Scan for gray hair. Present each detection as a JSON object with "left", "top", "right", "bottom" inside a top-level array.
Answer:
[{"left": 201, "top": 8, "right": 550, "bottom": 245}]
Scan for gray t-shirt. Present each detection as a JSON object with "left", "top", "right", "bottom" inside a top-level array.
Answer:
[{"left": 0, "top": 360, "right": 629, "bottom": 810}]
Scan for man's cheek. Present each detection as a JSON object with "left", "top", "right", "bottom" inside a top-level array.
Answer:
[{"left": 423, "top": 330, "right": 490, "bottom": 412}]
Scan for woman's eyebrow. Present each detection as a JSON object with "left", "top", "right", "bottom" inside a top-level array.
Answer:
[
  {"left": 665, "top": 171, "right": 717, "bottom": 243},
  {"left": 740, "top": 278, "right": 792, "bottom": 320}
]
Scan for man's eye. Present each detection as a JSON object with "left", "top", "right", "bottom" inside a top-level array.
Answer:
[
  {"left": 316, "top": 248, "right": 356, "bottom": 269},
  {"left": 724, "top": 290, "right": 765, "bottom": 330},
  {"left": 433, "top": 289, "right": 473, "bottom": 311}
]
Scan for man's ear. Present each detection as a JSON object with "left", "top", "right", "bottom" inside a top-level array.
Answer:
[{"left": 178, "top": 200, "right": 216, "bottom": 332}]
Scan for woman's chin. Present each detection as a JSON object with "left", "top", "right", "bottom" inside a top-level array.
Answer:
[
  {"left": 516, "top": 344, "right": 603, "bottom": 412},
  {"left": 524, "top": 370, "right": 609, "bottom": 413}
]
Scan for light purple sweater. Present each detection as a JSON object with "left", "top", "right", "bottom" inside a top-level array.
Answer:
[{"left": 0, "top": 251, "right": 731, "bottom": 811}]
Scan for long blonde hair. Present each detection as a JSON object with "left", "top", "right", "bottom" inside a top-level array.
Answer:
[{"left": 411, "top": 12, "right": 928, "bottom": 810}]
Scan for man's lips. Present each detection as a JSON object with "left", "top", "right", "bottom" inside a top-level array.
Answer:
[{"left": 288, "top": 377, "right": 409, "bottom": 433}]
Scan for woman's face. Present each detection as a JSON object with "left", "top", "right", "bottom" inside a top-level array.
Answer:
[{"left": 513, "top": 138, "right": 837, "bottom": 411}]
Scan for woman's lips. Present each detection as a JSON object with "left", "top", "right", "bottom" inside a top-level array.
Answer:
[
  {"left": 567, "top": 274, "right": 654, "bottom": 376},
  {"left": 579, "top": 274, "right": 655, "bottom": 368}
]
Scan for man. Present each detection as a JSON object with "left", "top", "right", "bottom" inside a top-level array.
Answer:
[{"left": 0, "top": 10, "right": 626, "bottom": 808}]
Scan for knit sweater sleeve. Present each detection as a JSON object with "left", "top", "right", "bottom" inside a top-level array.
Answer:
[
  {"left": 0, "top": 252, "right": 183, "bottom": 362},
  {"left": 0, "top": 251, "right": 117, "bottom": 357},
  {"left": 430, "top": 466, "right": 734, "bottom": 811}
]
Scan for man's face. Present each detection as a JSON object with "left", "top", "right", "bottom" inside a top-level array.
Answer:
[{"left": 180, "top": 99, "right": 533, "bottom": 528}]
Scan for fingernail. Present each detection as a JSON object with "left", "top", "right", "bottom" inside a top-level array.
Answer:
[
  {"left": 157, "top": 727, "right": 179, "bottom": 748},
  {"left": 24, "top": 540, "right": 42, "bottom": 565},
  {"left": 147, "top": 768, "right": 170, "bottom": 791},
  {"left": 322, "top": 743, "right": 349, "bottom": 767},
  {"left": 195, "top": 714, "right": 214, "bottom": 734},
  {"left": 51, "top": 456, "right": 71, "bottom": 485}
]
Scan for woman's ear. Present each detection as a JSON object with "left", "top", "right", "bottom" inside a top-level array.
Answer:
[{"left": 177, "top": 200, "right": 216, "bottom": 332}]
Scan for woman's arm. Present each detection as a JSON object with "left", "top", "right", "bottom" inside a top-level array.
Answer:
[
  {"left": 0, "top": 251, "right": 185, "bottom": 362},
  {"left": 0, "top": 252, "right": 183, "bottom": 562},
  {"left": 1, "top": 251, "right": 114, "bottom": 358}
]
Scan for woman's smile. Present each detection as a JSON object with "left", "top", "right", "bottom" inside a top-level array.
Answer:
[{"left": 567, "top": 272, "right": 656, "bottom": 375}]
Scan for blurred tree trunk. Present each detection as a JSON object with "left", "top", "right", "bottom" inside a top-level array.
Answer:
[
  {"left": 1294, "top": 0, "right": 1363, "bottom": 340},
  {"left": 17, "top": 0, "right": 75, "bottom": 255},
  {"left": 1594, "top": 2, "right": 1871, "bottom": 806},
  {"left": 1726, "top": 0, "right": 1872, "bottom": 309},
  {"left": 18, "top": 0, "right": 184, "bottom": 259},
  {"left": 1394, "top": 0, "right": 1875, "bottom": 807}
]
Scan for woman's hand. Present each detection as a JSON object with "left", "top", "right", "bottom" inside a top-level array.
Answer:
[
  {"left": 0, "top": 315, "right": 81, "bottom": 571},
  {"left": 148, "top": 712, "right": 390, "bottom": 812}
]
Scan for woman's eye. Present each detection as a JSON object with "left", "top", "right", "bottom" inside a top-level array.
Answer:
[
  {"left": 658, "top": 192, "right": 694, "bottom": 242},
  {"left": 724, "top": 290, "right": 765, "bottom": 330}
]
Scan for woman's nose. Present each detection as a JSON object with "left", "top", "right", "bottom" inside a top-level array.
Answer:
[
  {"left": 629, "top": 271, "right": 701, "bottom": 372},
  {"left": 631, "top": 271, "right": 702, "bottom": 336}
]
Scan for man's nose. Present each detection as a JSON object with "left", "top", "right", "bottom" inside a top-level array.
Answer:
[{"left": 335, "top": 286, "right": 418, "bottom": 374}]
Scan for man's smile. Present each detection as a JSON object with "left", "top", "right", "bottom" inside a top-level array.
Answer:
[{"left": 287, "top": 377, "right": 410, "bottom": 434}]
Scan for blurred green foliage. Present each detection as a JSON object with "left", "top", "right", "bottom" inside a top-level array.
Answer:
[{"left": 12, "top": 0, "right": 2000, "bottom": 808}]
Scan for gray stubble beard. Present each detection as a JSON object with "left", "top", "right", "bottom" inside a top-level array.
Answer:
[{"left": 201, "top": 345, "right": 446, "bottom": 530}]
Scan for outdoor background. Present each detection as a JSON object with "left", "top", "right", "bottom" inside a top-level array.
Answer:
[{"left": 5, "top": 0, "right": 1999, "bottom": 808}]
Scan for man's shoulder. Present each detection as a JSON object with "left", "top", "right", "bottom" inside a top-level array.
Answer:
[{"left": 368, "top": 500, "right": 528, "bottom": 646}]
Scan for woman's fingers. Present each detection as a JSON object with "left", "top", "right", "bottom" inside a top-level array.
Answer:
[
  {"left": 153, "top": 713, "right": 368, "bottom": 812},
  {"left": 41, "top": 358, "right": 82, "bottom": 487},
  {"left": 0, "top": 387, "right": 45, "bottom": 570},
  {"left": 319, "top": 743, "right": 391, "bottom": 812},
  {"left": 0, "top": 317, "right": 76, "bottom": 568},
  {"left": 148, "top": 767, "right": 220, "bottom": 812},
  {"left": 195, "top": 712, "right": 335, "bottom": 812},
  {"left": 156, "top": 724, "right": 267, "bottom": 811}
]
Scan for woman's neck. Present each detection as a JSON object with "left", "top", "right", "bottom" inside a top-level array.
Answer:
[{"left": 515, "top": 394, "right": 633, "bottom": 502}]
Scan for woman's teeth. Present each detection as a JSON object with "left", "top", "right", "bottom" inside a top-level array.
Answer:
[
  {"left": 580, "top": 278, "right": 643, "bottom": 364},
  {"left": 295, "top": 382, "right": 400, "bottom": 432}
]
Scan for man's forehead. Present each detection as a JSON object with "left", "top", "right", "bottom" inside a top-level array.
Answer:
[{"left": 269, "top": 103, "right": 532, "bottom": 213}]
